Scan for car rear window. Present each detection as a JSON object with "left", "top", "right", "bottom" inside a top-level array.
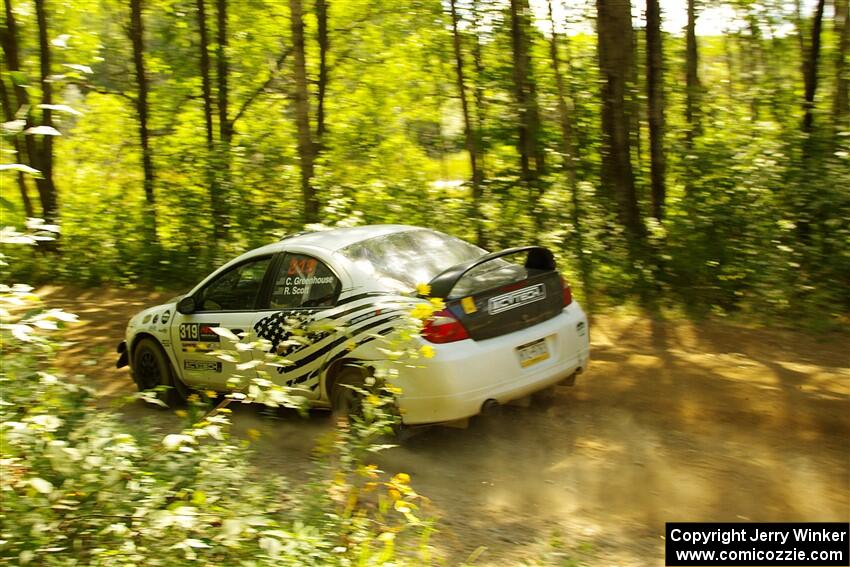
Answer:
[{"left": 340, "top": 229, "right": 485, "bottom": 292}]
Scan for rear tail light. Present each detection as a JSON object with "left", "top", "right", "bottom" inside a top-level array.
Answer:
[
  {"left": 560, "top": 275, "right": 573, "bottom": 307},
  {"left": 422, "top": 309, "right": 470, "bottom": 344}
]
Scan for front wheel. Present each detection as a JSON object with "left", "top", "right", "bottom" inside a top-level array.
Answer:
[{"left": 132, "top": 337, "right": 188, "bottom": 407}]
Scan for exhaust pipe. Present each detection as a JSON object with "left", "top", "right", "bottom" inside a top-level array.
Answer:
[{"left": 481, "top": 398, "right": 501, "bottom": 415}]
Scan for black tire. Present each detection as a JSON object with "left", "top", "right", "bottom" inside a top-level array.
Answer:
[
  {"left": 329, "top": 365, "right": 366, "bottom": 418},
  {"left": 132, "top": 337, "right": 188, "bottom": 407}
]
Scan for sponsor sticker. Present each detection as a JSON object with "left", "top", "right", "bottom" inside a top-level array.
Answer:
[
  {"left": 183, "top": 359, "right": 223, "bottom": 372},
  {"left": 181, "top": 343, "right": 216, "bottom": 353},
  {"left": 179, "top": 323, "right": 221, "bottom": 342},
  {"left": 461, "top": 296, "right": 477, "bottom": 314},
  {"left": 161, "top": 310, "right": 171, "bottom": 324},
  {"left": 488, "top": 283, "right": 546, "bottom": 315}
]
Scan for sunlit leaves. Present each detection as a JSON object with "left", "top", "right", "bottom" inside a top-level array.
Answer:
[
  {"left": 0, "top": 163, "right": 39, "bottom": 175},
  {"left": 37, "top": 104, "right": 83, "bottom": 116},
  {"left": 24, "top": 125, "right": 61, "bottom": 136}
]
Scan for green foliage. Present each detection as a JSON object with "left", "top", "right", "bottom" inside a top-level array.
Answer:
[
  {"left": 1, "top": 0, "right": 848, "bottom": 324},
  {"left": 0, "top": 231, "right": 438, "bottom": 565}
]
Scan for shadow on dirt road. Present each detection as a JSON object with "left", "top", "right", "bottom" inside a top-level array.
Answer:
[{"left": 41, "top": 286, "right": 850, "bottom": 565}]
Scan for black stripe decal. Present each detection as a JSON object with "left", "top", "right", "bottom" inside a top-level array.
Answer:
[
  {"left": 302, "top": 326, "right": 396, "bottom": 390},
  {"left": 322, "top": 294, "right": 418, "bottom": 321},
  {"left": 273, "top": 310, "right": 406, "bottom": 378}
]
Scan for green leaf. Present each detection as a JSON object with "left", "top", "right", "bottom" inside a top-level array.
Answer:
[
  {"left": 29, "top": 477, "right": 54, "bottom": 494},
  {"left": 63, "top": 63, "right": 93, "bottom": 74},
  {"left": 24, "top": 126, "right": 61, "bottom": 136},
  {"left": 0, "top": 163, "right": 40, "bottom": 175},
  {"left": 37, "top": 104, "right": 83, "bottom": 116}
]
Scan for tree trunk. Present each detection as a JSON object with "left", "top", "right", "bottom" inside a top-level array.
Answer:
[
  {"left": 646, "top": 0, "right": 665, "bottom": 221},
  {"left": 449, "top": 0, "right": 484, "bottom": 246},
  {"left": 196, "top": 0, "right": 214, "bottom": 148},
  {"left": 547, "top": 0, "right": 591, "bottom": 303},
  {"left": 596, "top": 0, "right": 642, "bottom": 238},
  {"left": 685, "top": 0, "right": 701, "bottom": 144},
  {"left": 471, "top": 0, "right": 486, "bottom": 154},
  {"left": 215, "top": 0, "right": 233, "bottom": 238},
  {"left": 195, "top": 0, "right": 225, "bottom": 243},
  {"left": 289, "top": 0, "right": 318, "bottom": 224},
  {"left": 0, "top": 71, "right": 35, "bottom": 217},
  {"left": 723, "top": 28, "right": 735, "bottom": 103},
  {"left": 833, "top": 0, "right": 849, "bottom": 129},
  {"left": 129, "top": 0, "right": 158, "bottom": 243},
  {"left": 509, "top": 0, "right": 545, "bottom": 234},
  {"left": 33, "top": 0, "right": 59, "bottom": 224},
  {"left": 630, "top": 26, "right": 641, "bottom": 171},
  {"left": 315, "top": 0, "right": 328, "bottom": 146},
  {"left": 747, "top": 14, "right": 763, "bottom": 122},
  {"left": 509, "top": 0, "right": 531, "bottom": 185},
  {"left": 803, "top": 0, "right": 826, "bottom": 133}
]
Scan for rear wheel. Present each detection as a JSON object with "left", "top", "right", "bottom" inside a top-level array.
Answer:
[
  {"left": 330, "top": 365, "right": 366, "bottom": 419},
  {"left": 132, "top": 337, "right": 188, "bottom": 407}
]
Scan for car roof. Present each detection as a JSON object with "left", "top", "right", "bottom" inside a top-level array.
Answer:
[{"left": 268, "top": 224, "right": 421, "bottom": 254}]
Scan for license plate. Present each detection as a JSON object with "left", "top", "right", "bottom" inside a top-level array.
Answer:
[{"left": 517, "top": 338, "right": 550, "bottom": 368}]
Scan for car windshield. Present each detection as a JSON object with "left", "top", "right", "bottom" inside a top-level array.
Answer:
[{"left": 340, "top": 229, "right": 485, "bottom": 292}]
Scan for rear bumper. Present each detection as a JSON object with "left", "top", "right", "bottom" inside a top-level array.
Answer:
[{"left": 394, "top": 302, "right": 589, "bottom": 424}]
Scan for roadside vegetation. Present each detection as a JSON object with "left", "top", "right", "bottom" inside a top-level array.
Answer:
[
  {"left": 1, "top": 0, "right": 848, "bottom": 564},
  {"left": 1, "top": 227, "right": 444, "bottom": 565},
  {"left": 1, "top": 0, "right": 847, "bottom": 325}
]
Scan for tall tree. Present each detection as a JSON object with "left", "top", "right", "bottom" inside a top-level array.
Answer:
[
  {"left": 195, "top": 0, "right": 226, "bottom": 243},
  {"left": 32, "top": 0, "right": 59, "bottom": 223},
  {"left": 685, "top": 0, "right": 701, "bottom": 145},
  {"left": 547, "top": 0, "right": 591, "bottom": 301},
  {"left": 215, "top": 0, "right": 233, "bottom": 239},
  {"left": 596, "top": 0, "right": 642, "bottom": 238},
  {"left": 129, "top": 0, "right": 158, "bottom": 243},
  {"left": 448, "top": 0, "right": 484, "bottom": 246},
  {"left": 470, "top": 0, "right": 486, "bottom": 157},
  {"left": 646, "top": 0, "right": 665, "bottom": 221},
  {"left": 315, "top": 0, "right": 328, "bottom": 147},
  {"left": 0, "top": 69, "right": 34, "bottom": 217},
  {"left": 2, "top": 0, "right": 43, "bottom": 219},
  {"left": 509, "top": 0, "right": 545, "bottom": 233},
  {"left": 802, "top": 0, "right": 826, "bottom": 133},
  {"left": 289, "top": 0, "right": 319, "bottom": 224},
  {"left": 833, "top": 0, "right": 849, "bottom": 129}
]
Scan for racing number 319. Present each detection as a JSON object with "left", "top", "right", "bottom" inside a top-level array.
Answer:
[
  {"left": 288, "top": 257, "right": 317, "bottom": 276},
  {"left": 179, "top": 323, "right": 200, "bottom": 341}
]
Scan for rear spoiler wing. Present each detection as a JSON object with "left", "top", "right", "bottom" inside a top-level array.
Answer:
[{"left": 427, "top": 246, "right": 556, "bottom": 299}]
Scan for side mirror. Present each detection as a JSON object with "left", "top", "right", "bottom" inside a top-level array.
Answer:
[{"left": 176, "top": 296, "right": 197, "bottom": 315}]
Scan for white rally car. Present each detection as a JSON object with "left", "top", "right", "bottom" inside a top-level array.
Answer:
[{"left": 117, "top": 225, "right": 589, "bottom": 424}]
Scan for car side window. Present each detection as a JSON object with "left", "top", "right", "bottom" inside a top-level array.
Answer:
[
  {"left": 196, "top": 256, "right": 272, "bottom": 312},
  {"left": 270, "top": 253, "right": 340, "bottom": 309}
]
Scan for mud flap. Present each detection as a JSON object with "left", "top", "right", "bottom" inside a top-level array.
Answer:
[{"left": 116, "top": 341, "right": 129, "bottom": 368}]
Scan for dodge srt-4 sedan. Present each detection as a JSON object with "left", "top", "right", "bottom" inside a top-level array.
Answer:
[{"left": 118, "top": 225, "right": 590, "bottom": 424}]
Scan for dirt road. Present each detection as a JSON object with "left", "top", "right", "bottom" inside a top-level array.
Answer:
[{"left": 40, "top": 286, "right": 850, "bottom": 565}]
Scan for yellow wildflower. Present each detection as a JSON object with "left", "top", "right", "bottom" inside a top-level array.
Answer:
[
  {"left": 393, "top": 472, "right": 411, "bottom": 484},
  {"left": 409, "top": 303, "right": 435, "bottom": 320}
]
